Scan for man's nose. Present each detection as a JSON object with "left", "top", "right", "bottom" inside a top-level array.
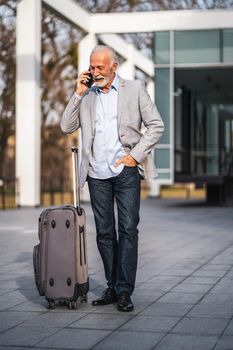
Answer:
[{"left": 92, "top": 68, "right": 100, "bottom": 76}]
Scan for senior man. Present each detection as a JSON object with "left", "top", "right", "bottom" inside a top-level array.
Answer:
[{"left": 61, "top": 45, "right": 164, "bottom": 312}]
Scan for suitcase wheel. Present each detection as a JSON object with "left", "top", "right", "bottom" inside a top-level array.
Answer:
[
  {"left": 72, "top": 301, "right": 77, "bottom": 309},
  {"left": 47, "top": 301, "right": 55, "bottom": 309},
  {"left": 80, "top": 294, "right": 88, "bottom": 303},
  {"left": 68, "top": 301, "right": 77, "bottom": 310}
]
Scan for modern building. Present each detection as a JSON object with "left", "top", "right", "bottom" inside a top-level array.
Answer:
[
  {"left": 154, "top": 28, "right": 233, "bottom": 204},
  {"left": 15, "top": 0, "right": 233, "bottom": 205}
]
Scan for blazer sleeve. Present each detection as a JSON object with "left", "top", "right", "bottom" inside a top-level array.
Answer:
[
  {"left": 60, "top": 93, "right": 82, "bottom": 133},
  {"left": 129, "top": 81, "right": 165, "bottom": 164}
]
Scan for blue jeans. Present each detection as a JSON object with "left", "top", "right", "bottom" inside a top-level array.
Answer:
[{"left": 88, "top": 166, "right": 141, "bottom": 295}]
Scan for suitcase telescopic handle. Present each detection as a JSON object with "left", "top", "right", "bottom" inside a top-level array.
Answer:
[{"left": 71, "top": 147, "right": 81, "bottom": 215}]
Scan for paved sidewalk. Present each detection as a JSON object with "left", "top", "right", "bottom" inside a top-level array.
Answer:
[{"left": 0, "top": 198, "right": 233, "bottom": 350}]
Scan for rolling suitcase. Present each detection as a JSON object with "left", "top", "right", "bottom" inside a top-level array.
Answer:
[{"left": 33, "top": 147, "right": 89, "bottom": 309}]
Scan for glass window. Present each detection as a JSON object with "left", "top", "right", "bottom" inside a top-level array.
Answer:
[
  {"left": 155, "top": 149, "right": 170, "bottom": 169},
  {"left": 155, "top": 68, "right": 170, "bottom": 144},
  {"left": 175, "top": 30, "right": 220, "bottom": 64},
  {"left": 154, "top": 32, "right": 170, "bottom": 64},
  {"left": 223, "top": 29, "right": 233, "bottom": 63},
  {"left": 157, "top": 173, "right": 171, "bottom": 179}
]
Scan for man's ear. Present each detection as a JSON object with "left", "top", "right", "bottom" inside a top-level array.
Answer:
[{"left": 112, "top": 62, "right": 118, "bottom": 72}]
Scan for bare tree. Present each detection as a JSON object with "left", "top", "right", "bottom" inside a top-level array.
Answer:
[
  {"left": 40, "top": 7, "right": 85, "bottom": 191},
  {"left": 0, "top": 0, "right": 16, "bottom": 179},
  {"left": 76, "top": 0, "right": 233, "bottom": 59},
  {"left": 76, "top": 0, "right": 233, "bottom": 12}
]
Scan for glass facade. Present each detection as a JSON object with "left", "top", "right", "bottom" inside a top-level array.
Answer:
[
  {"left": 155, "top": 69, "right": 170, "bottom": 145},
  {"left": 154, "top": 29, "right": 233, "bottom": 182},
  {"left": 174, "top": 30, "right": 220, "bottom": 64},
  {"left": 154, "top": 32, "right": 170, "bottom": 64},
  {"left": 223, "top": 29, "right": 233, "bottom": 62}
]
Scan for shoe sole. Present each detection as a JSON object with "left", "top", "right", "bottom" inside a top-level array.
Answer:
[
  {"left": 92, "top": 300, "right": 117, "bottom": 306},
  {"left": 117, "top": 305, "right": 134, "bottom": 312}
]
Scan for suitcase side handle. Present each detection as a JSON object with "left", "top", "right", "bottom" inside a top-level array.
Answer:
[{"left": 71, "top": 146, "right": 81, "bottom": 215}]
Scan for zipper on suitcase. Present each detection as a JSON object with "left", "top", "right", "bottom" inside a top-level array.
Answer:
[
  {"left": 79, "top": 225, "right": 86, "bottom": 265},
  {"left": 82, "top": 228, "right": 87, "bottom": 265},
  {"left": 79, "top": 226, "right": 83, "bottom": 266}
]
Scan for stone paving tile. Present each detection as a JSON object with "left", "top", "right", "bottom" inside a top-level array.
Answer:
[
  {"left": 0, "top": 280, "right": 31, "bottom": 290},
  {"left": 184, "top": 276, "right": 221, "bottom": 285},
  {"left": 36, "top": 328, "right": 111, "bottom": 349},
  {"left": 0, "top": 347, "right": 60, "bottom": 350},
  {"left": 171, "top": 283, "right": 212, "bottom": 293},
  {"left": 132, "top": 291, "right": 165, "bottom": 304},
  {"left": 149, "top": 275, "right": 186, "bottom": 284},
  {"left": 133, "top": 288, "right": 165, "bottom": 302},
  {"left": 169, "top": 262, "right": 203, "bottom": 269},
  {"left": 223, "top": 319, "right": 233, "bottom": 335},
  {"left": 214, "top": 336, "right": 233, "bottom": 350},
  {"left": 153, "top": 334, "right": 218, "bottom": 350},
  {"left": 171, "top": 317, "right": 229, "bottom": 335},
  {"left": 144, "top": 277, "right": 187, "bottom": 292},
  {"left": 192, "top": 270, "right": 228, "bottom": 278},
  {"left": 91, "top": 302, "right": 149, "bottom": 316},
  {"left": 119, "top": 315, "right": 180, "bottom": 333},
  {"left": 10, "top": 296, "right": 94, "bottom": 314},
  {"left": 0, "top": 311, "right": 42, "bottom": 333},
  {"left": 93, "top": 331, "right": 165, "bottom": 350},
  {"left": 0, "top": 288, "right": 15, "bottom": 297},
  {"left": 9, "top": 298, "right": 49, "bottom": 312},
  {"left": 211, "top": 281, "right": 233, "bottom": 294},
  {"left": 157, "top": 269, "right": 194, "bottom": 277},
  {"left": 200, "top": 293, "right": 233, "bottom": 305},
  {"left": 70, "top": 313, "right": 132, "bottom": 330},
  {"left": 0, "top": 289, "right": 32, "bottom": 309},
  {"left": 140, "top": 303, "right": 193, "bottom": 317},
  {"left": 157, "top": 292, "right": 204, "bottom": 304},
  {"left": 19, "top": 311, "right": 88, "bottom": 328},
  {"left": 131, "top": 289, "right": 165, "bottom": 302},
  {"left": 187, "top": 304, "right": 233, "bottom": 319},
  {"left": 201, "top": 264, "right": 232, "bottom": 271},
  {"left": 0, "top": 326, "right": 60, "bottom": 347},
  {"left": 138, "top": 282, "right": 180, "bottom": 293}
]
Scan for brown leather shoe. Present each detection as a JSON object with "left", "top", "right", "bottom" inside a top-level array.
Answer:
[
  {"left": 117, "top": 293, "right": 134, "bottom": 312},
  {"left": 92, "top": 288, "right": 117, "bottom": 306}
]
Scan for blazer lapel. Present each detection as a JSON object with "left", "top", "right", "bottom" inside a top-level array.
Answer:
[{"left": 117, "top": 77, "right": 126, "bottom": 129}]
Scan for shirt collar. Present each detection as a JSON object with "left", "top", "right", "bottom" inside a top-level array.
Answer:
[{"left": 95, "top": 74, "right": 119, "bottom": 95}]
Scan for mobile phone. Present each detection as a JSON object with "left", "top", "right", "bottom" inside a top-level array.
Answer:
[{"left": 82, "top": 68, "right": 93, "bottom": 88}]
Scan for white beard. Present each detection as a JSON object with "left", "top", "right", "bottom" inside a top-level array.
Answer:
[{"left": 94, "top": 76, "right": 111, "bottom": 88}]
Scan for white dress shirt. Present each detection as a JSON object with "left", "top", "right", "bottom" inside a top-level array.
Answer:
[{"left": 88, "top": 75, "right": 127, "bottom": 179}]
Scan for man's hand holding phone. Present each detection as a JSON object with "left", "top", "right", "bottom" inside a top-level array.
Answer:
[{"left": 76, "top": 69, "right": 93, "bottom": 97}]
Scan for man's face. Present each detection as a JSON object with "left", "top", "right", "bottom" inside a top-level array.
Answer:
[{"left": 90, "top": 50, "right": 117, "bottom": 89}]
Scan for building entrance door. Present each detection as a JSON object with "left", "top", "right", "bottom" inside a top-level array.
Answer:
[
  {"left": 174, "top": 67, "right": 233, "bottom": 180},
  {"left": 219, "top": 112, "right": 233, "bottom": 176}
]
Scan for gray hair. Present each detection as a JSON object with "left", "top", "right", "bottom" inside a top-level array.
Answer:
[{"left": 90, "top": 45, "right": 118, "bottom": 64}]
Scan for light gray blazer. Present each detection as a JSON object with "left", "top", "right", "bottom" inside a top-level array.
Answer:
[{"left": 61, "top": 76, "right": 165, "bottom": 187}]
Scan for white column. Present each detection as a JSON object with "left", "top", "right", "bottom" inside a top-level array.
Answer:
[
  {"left": 147, "top": 79, "right": 155, "bottom": 101},
  {"left": 16, "top": 0, "right": 41, "bottom": 206},
  {"left": 147, "top": 79, "right": 158, "bottom": 197},
  {"left": 118, "top": 44, "right": 135, "bottom": 79},
  {"left": 78, "top": 34, "right": 97, "bottom": 201},
  {"left": 148, "top": 179, "right": 161, "bottom": 197},
  {"left": 78, "top": 34, "right": 97, "bottom": 73}
]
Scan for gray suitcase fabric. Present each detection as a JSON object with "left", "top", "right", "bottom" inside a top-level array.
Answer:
[{"left": 33, "top": 205, "right": 89, "bottom": 303}]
